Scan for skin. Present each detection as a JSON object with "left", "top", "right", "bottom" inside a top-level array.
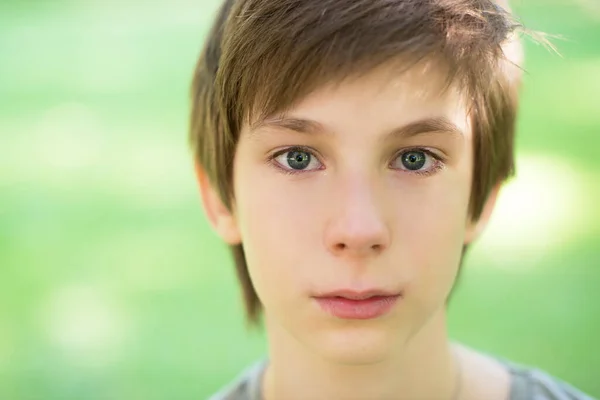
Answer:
[{"left": 197, "top": 62, "right": 509, "bottom": 399}]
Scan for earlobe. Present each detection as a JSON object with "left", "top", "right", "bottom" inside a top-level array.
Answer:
[
  {"left": 464, "top": 184, "right": 501, "bottom": 244},
  {"left": 194, "top": 163, "right": 242, "bottom": 245}
]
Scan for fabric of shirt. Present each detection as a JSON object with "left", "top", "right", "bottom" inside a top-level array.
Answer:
[{"left": 208, "top": 358, "right": 596, "bottom": 400}]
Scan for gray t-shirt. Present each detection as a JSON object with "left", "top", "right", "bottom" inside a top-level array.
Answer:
[{"left": 208, "top": 359, "right": 596, "bottom": 400}]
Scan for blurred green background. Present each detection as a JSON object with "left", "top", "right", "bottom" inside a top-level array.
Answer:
[{"left": 1, "top": 0, "right": 599, "bottom": 399}]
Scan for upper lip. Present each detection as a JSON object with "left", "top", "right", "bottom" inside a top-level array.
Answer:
[{"left": 314, "top": 289, "right": 401, "bottom": 300}]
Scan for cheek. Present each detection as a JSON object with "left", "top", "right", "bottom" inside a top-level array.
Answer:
[
  {"left": 232, "top": 156, "right": 322, "bottom": 304},
  {"left": 395, "top": 153, "right": 473, "bottom": 301},
  {"left": 398, "top": 175, "right": 470, "bottom": 251},
  {"left": 236, "top": 175, "right": 321, "bottom": 253}
]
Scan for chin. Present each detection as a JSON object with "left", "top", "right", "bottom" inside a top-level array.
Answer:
[{"left": 314, "top": 324, "right": 403, "bottom": 365}]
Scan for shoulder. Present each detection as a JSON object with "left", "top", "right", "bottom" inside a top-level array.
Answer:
[
  {"left": 454, "top": 344, "right": 596, "bottom": 400},
  {"left": 207, "top": 360, "right": 266, "bottom": 400},
  {"left": 506, "top": 362, "right": 596, "bottom": 400}
]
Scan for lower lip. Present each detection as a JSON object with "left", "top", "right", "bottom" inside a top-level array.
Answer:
[{"left": 314, "top": 295, "right": 400, "bottom": 320}]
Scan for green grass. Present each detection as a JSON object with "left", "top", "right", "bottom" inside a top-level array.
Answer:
[{"left": 1, "top": 1, "right": 599, "bottom": 398}]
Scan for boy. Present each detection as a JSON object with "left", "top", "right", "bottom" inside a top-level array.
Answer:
[{"left": 190, "top": 0, "right": 595, "bottom": 399}]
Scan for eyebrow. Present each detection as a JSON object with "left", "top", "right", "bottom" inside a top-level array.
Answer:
[{"left": 251, "top": 115, "right": 464, "bottom": 141}]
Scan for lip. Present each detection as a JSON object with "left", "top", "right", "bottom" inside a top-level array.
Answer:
[{"left": 313, "top": 289, "right": 401, "bottom": 320}]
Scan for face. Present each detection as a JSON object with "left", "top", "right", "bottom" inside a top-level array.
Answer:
[{"left": 202, "top": 63, "right": 491, "bottom": 364}]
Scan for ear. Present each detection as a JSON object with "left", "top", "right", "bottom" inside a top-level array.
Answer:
[
  {"left": 194, "top": 163, "right": 242, "bottom": 245},
  {"left": 464, "top": 183, "right": 501, "bottom": 245}
]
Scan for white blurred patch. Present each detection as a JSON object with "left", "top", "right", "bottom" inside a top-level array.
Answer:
[
  {"left": 476, "top": 154, "right": 597, "bottom": 268},
  {"left": 105, "top": 135, "right": 195, "bottom": 209},
  {"left": 4, "top": 101, "right": 194, "bottom": 208},
  {"left": 40, "top": 284, "right": 129, "bottom": 368},
  {"left": 73, "top": 40, "right": 146, "bottom": 94},
  {"left": 29, "top": 103, "right": 104, "bottom": 177}
]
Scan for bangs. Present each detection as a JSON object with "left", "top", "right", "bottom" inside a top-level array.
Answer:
[{"left": 216, "top": 0, "right": 520, "bottom": 132}]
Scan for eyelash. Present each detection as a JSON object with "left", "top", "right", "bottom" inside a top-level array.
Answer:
[
  {"left": 267, "top": 146, "right": 445, "bottom": 177},
  {"left": 267, "top": 146, "right": 324, "bottom": 176},
  {"left": 390, "top": 148, "right": 445, "bottom": 177}
]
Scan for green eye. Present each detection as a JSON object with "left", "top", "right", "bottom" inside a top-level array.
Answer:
[
  {"left": 286, "top": 150, "right": 312, "bottom": 170},
  {"left": 271, "top": 146, "right": 323, "bottom": 174},
  {"left": 401, "top": 151, "right": 426, "bottom": 170}
]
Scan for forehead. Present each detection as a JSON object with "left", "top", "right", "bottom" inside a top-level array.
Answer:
[{"left": 265, "top": 63, "right": 472, "bottom": 138}]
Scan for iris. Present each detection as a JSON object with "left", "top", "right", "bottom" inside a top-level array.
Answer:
[
  {"left": 401, "top": 151, "right": 426, "bottom": 170},
  {"left": 287, "top": 150, "right": 311, "bottom": 170}
]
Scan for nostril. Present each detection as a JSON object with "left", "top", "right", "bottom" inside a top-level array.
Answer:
[
  {"left": 336, "top": 243, "right": 347, "bottom": 251},
  {"left": 371, "top": 244, "right": 385, "bottom": 253}
]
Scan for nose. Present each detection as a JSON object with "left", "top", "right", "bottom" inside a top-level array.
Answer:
[{"left": 324, "top": 177, "right": 391, "bottom": 259}]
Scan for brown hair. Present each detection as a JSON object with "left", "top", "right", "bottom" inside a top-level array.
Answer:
[{"left": 190, "top": 0, "right": 525, "bottom": 325}]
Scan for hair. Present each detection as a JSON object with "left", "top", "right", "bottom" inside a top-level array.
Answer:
[{"left": 190, "top": 0, "right": 526, "bottom": 325}]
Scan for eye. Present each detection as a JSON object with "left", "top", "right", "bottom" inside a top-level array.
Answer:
[
  {"left": 272, "top": 147, "right": 323, "bottom": 172},
  {"left": 390, "top": 149, "right": 442, "bottom": 175}
]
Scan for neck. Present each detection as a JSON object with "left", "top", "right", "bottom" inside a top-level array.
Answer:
[{"left": 262, "top": 308, "right": 459, "bottom": 400}]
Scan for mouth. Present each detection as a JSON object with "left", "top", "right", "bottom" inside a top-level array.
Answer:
[{"left": 312, "top": 289, "right": 402, "bottom": 320}]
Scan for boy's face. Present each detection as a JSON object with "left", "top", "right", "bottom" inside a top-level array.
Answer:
[{"left": 201, "top": 63, "right": 496, "bottom": 363}]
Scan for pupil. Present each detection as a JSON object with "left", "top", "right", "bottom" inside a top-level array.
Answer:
[
  {"left": 287, "top": 151, "right": 311, "bottom": 170},
  {"left": 402, "top": 151, "right": 426, "bottom": 170}
]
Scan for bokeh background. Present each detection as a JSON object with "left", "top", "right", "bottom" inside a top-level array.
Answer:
[{"left": 1, "top": 0, "right": 599, "bottom": 398}]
